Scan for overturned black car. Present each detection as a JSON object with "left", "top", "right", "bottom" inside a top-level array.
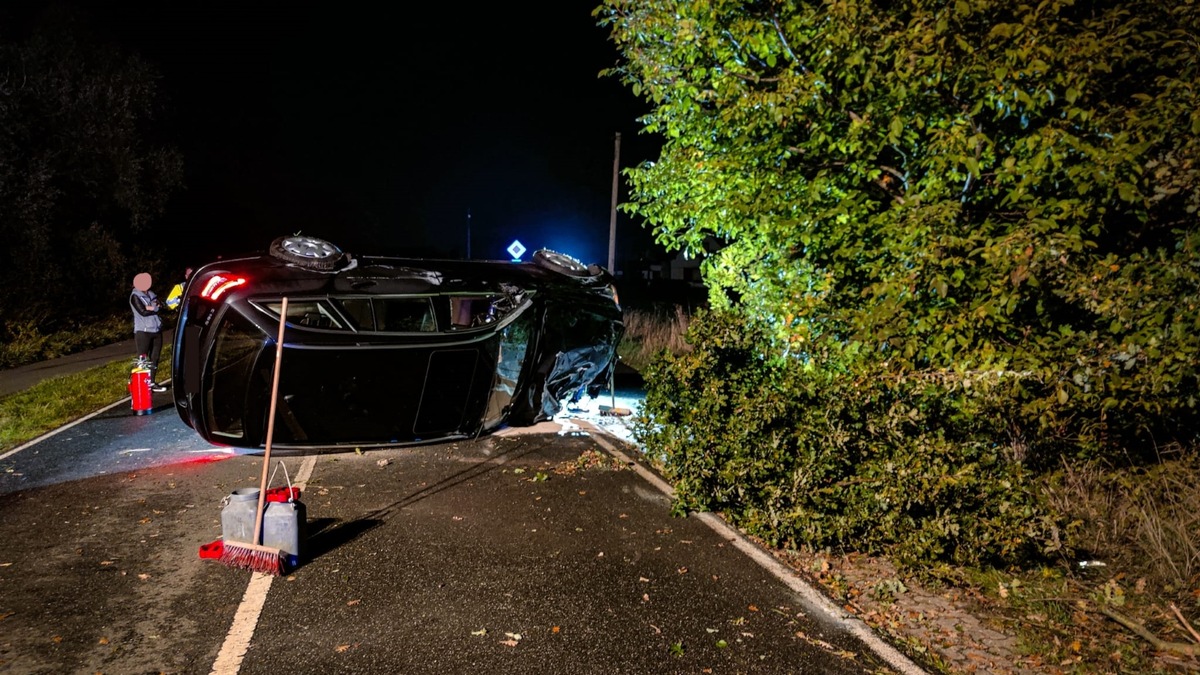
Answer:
[{"left": 171, "top": 235, "right": 624, "bottom": 450}]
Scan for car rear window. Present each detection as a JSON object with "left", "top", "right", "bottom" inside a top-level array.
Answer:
[{"left": 206, "top": 311, "right": 262, "bottom": 439}]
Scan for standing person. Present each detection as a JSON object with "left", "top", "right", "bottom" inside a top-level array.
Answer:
[
  {"left": 130, "top": 272, "right": 168, "bottom": 392},
  {"left": 164, "top": 267, "right": 193, "bottom": 311}
]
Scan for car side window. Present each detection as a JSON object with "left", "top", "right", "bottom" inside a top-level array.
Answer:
[
  {"left": 449, "top": 296, "right": 498, "bottom": 328},
  {"left": 263, "top": 300, "right": 345, "bottom": 330},
  {"left": 337, "top": 298, "right": 374, "bottom": 331},
  {"left": 375, "top": 298, "right": 436, "bottom": 332}
]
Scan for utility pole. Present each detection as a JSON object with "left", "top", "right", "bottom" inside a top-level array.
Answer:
[
  {"left": 466, "top": 208, "right": 472, "bottom": 260},
  {"left": 608, "top": 132, "right": 621, "bottom": 273}
]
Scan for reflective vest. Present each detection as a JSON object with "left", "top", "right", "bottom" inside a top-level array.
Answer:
[{"left": 165, "top": 282, "right": 185, "bottom": 310}]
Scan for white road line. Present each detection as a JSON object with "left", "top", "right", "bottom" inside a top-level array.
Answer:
[
  {"left": 209, "top": 572, "right": 273, "bottom": 675},
  {"left": 585, "top": 427, "right": 928, "bottom": 675},
  {"left": 209, "top": 454, "right": 317, "bottom": 675},
  {"left": 0, "top": 397, "right": 132, "bottom": 461}
]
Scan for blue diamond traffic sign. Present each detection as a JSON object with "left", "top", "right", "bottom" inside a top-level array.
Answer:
[{"left": 507, "top": 240, "right": 527, "bottom": 260}]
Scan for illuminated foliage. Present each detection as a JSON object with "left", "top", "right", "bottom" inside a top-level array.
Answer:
[{"left": 603, "top": 0, "right": 1200, "bottom": 564}]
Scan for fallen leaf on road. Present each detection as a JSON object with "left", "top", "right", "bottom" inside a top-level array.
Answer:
[
  {"left": 471, "top": 629, "right": 487, "bottom": 636},
  {"left": 452, "top": 516, "right": 464, "bottom": 521},
  {"left": 551, "top": 626, "right": 560, "bottom": 634},
  {"left": 512, "top": 468, "right": 526, "bottom": 474},
  {"left": 499, "top": 639, "right": 519, "bottom": 647},
  {"left": 618, "top": 513, "right": 628, "bottom": 519},
  {"left": 98, "top": 637, "right": 109, "bottom": 645},
  {"left": 335, "top": 644, "right": 352, "bottom": 653},
  {"left": 642, "top": 593, "right": 650, "bottom": 602},
  {"left": 639, "top": 577, "right": 650, "bottom": 583},
  {"left": 138, "top": 518, "right": 151, "bottom": 524},
  {"left": 505, "top": 632, "right": 522, "bottom": 641},
  {"left": 706, "top": 628, "right": 718, "bottom": 634},
  {"left": 0, "top": 612, "right": 13, "bottom": 621},
  {"left": 376, "top": 458, "right": 390, "bottom": 467},
  {"left": 100, "top": 561, "right": 114, "bottom": 566},
  {"left": 137, "top": 574, "right": 150, "bottom": 580},
  {"left": 347, "top": 599, "right": 360, "bottom": 606},
  {"left": 52, "top": 636, "right": 62, "bottom": 643},
  {"left": 677, "top": 567, "right": 688, "bottom": 575},
  {"left": 748, "top": 605, "right": 759, "bottom": 612},
  {"left": 649, "top": 624, "right": 661, "bottom": 634},
  {"left": 578, "top": 490, "right": 587, "bottom": 495}
]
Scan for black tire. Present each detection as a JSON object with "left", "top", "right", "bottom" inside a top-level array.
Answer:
[
  {"left": 268, "top": 235, "right": 346, "bottom": 270},
  {"left": 532, "top": 249, "right": 594, "bottom": 277}
]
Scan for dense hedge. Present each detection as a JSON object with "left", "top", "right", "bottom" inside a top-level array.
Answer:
[{"left": 637, "top": 309, "right": 1075, "bottom": 567}]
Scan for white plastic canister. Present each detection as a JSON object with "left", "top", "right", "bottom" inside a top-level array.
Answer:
[{"left": 221, "top": 488, "right": 260, "bottom": 544}]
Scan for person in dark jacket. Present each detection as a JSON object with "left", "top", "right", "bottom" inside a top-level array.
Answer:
[{"left": 130, "top": 272, "right": 168, "bottom": 392}]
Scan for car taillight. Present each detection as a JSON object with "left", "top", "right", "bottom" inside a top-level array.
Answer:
[{"left": 200, "top": 275, "right": 247, "bottom": 301}]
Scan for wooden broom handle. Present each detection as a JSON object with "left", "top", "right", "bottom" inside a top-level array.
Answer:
[{"left": 252, "top": 297, "right": 288, "bottom": 545}]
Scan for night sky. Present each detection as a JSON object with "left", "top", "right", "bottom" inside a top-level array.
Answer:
[{"left": 46, "top": 1, "right": 663, "bottom": 269}]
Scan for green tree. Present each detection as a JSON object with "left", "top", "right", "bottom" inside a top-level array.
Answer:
[
  {"left": 601, "top": 0, "right": 1200, "bottom": 563},
  {"left": 0, "top": 5, "right": 183, "bottom": 330}
]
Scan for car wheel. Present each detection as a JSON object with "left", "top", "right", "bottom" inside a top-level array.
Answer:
[
  {"left": 532, "top": 249, "right": 594, "bottom": 277},
  {"left": 269, "top": 235, "right": 346, "bottom": 270}
]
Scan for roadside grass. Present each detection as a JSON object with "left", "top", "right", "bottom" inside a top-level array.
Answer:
[
  {"left": 0, "top": 347, "right": 172, "bottom": 454},
  {"left": 0, "top": 313, "right": 129, "bottom": 370},
  {"left": 618, "top": 306, "right": 691, "bottom": 372}
]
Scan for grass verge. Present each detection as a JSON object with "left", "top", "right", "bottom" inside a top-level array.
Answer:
[
  {"left": 0, "top": 347, "right": 172, "bottom": 454},
  {"left": 618, "top": 306, "right": 691, "bottom": 372}
]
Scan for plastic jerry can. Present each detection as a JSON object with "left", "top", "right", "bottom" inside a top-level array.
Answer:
[
  {"left": 221, "top": 488, "right": 260, "bottom": 544},
  {"left": 263, "top": 500, "right": 307, "bottom": 570}
]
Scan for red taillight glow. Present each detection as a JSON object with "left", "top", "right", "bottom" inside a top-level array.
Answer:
[{"left": 200, "top": 275, "right": 247, "bottom": 301}]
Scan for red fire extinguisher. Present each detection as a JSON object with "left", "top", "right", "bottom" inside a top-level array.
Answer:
[{"left": 130, "top": 355, "right": 153, "bottom": 415}]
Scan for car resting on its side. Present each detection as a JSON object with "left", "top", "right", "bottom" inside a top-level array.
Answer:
[{"left": 171, "top": 236, "right": 624, "bottom": 450}]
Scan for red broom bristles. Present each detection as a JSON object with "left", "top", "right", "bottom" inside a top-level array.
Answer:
[{"left": 219, "top": 540, "right": 286, "bottom": 575}]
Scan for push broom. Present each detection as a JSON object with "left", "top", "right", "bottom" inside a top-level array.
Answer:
[{"left": 220, "top": 296, "right": 290, "bottom": 575}]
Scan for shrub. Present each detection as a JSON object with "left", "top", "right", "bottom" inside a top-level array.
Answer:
[{"left": 638, "top": 309, "right": 1067, "bottom": 567}]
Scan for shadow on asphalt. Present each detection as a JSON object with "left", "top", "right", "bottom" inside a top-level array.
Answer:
[{"left": 299, "top": 440, "right": 542, "bottom": 565}]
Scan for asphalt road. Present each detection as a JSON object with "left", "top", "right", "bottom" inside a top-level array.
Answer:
[{"left": 0, "top": 403, "right": 924, "bottom": 674}]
